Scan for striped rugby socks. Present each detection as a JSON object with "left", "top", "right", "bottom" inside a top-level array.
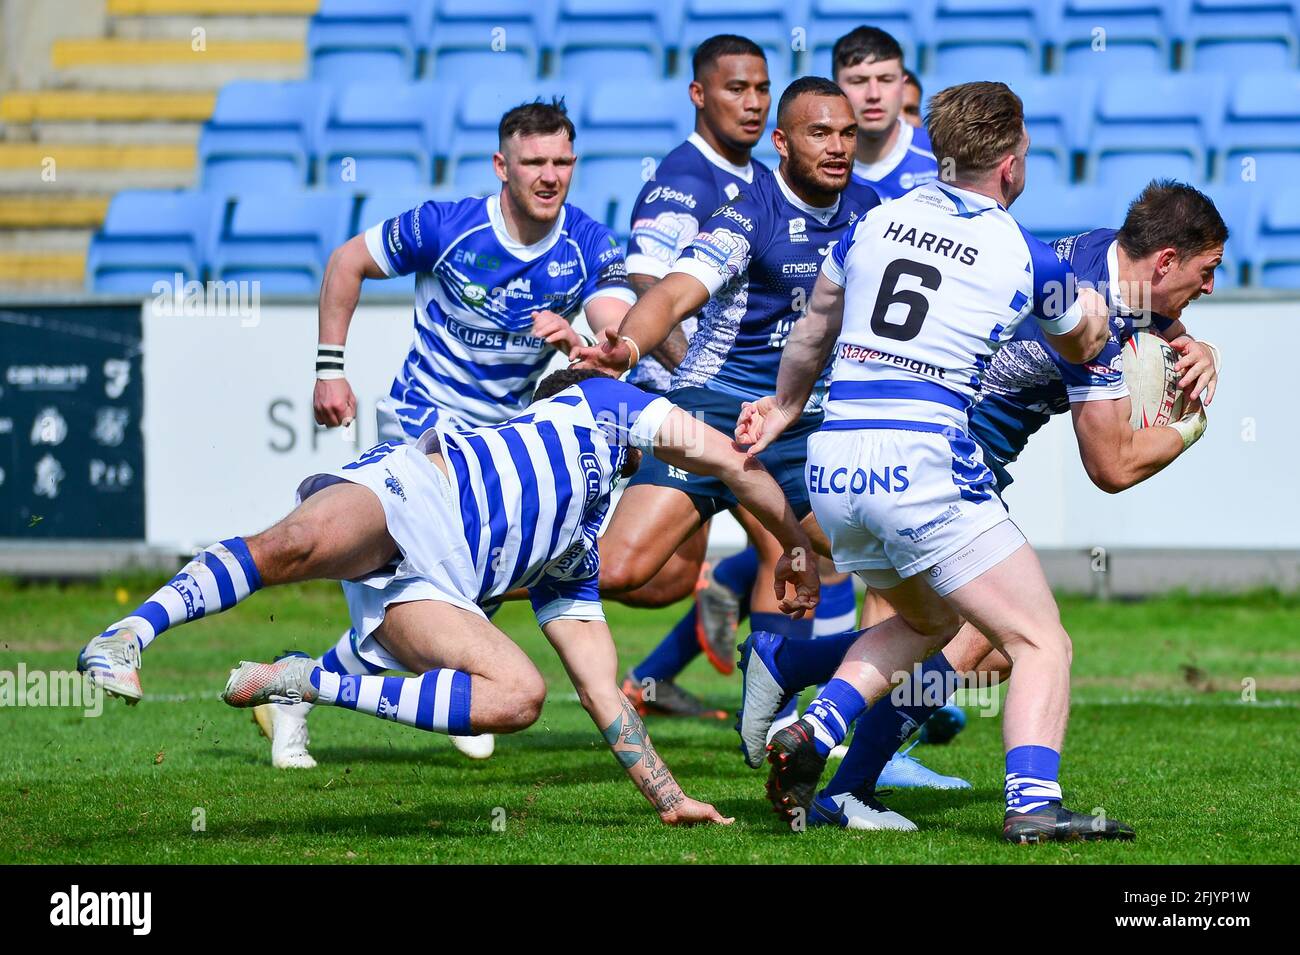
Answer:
[
  {"left": 311, "top": 668, "right": 473, "bottom": 736},
  {"left": 802, "top": 679, "right": 867, "bottom": 756},
  {"left": 98, "top": 538, "right": 262, "bottom": 651}
]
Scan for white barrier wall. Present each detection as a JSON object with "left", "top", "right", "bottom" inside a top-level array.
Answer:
[{"left": 143, "top": 297, "right": 1299, "bottom": 553}]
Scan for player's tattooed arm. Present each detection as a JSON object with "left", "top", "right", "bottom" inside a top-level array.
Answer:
[{"left": 602, "top": 698, "right": 685, "bottom": 815}]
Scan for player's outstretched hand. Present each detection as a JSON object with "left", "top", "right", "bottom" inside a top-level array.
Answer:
[
  {"left": 774, "top": 548, "right": 820, "bottom": 619},
  {"left": 570, "top": 326, "right": 634, "bottom": 373},
  {"left": 1173, "top": 338, "right": 1217, "bottom": 405},
  {"left": 660, "top": 797, "right": 735, "bottom": 827},
  {"left": 531, "top": 309, "right": 582, "bottom": 356},
  {"left": 314, "top": 377, "right": 358, "bottom": 428},
  {"left": 736, "top": 396, "right": 794, "bottom": 456}
]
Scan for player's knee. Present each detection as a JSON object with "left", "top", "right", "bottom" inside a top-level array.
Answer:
[
  {"left": 598, "top": 555, "right": 649, "bottom": 596},
  {"left": 910, "top": 604, "right": 963, "bottom": 643},
  {"left": 499, "top": 669, "right": 546, "bottom": 731}
]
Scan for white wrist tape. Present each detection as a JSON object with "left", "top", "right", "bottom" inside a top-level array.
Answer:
[
  {"left": 316, "top": 343, "right": 345, "bottom": 380},
  {"left": 1170, "top": 407, "right": 1208, "bottom": 451},
  {"left": 1202, "top": 340, "right": 1221, "bottom": 373}
]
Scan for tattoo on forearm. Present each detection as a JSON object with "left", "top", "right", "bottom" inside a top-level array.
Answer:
[{"left": 601, "top": 698, "right": 685, "bottom": 813}]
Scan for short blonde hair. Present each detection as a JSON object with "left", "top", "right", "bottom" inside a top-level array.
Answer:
[{"left": 925, "top": 81, "right": 1025, "bottom": 178}]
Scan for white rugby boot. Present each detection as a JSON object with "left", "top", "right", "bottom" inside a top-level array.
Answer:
[
  {"left": 77, "top": 629, "right": 143, "bottom": 704},
  {"left": 252, "top": 701, "right": 318, "bottom": 769},
  {"left": 222, "top": 656, "right": 318, "bottom": 708},
  {"left": 450, "top": 734, "right": 495, "bottom": 760}
]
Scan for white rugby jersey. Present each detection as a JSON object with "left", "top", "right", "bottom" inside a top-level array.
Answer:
[
  {"left": 821, "top": 182, "right": 1083, "bottom": 433},
  {"left": 364, "top": 194, "right": 635, "bottom": 435}
]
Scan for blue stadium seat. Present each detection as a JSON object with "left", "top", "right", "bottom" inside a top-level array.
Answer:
[
  {"left": 422, "top": 0, "right": 548, "bottom": 81},
  {"left": 1054, "top": 0, "right": 1179, "bottom": 75},
  {"left": 678, "top": 0, "right": 807, "bottom": 76},
  {"left": 927, "top": 0, "right": 1048, "bottom": 76},
  {"left": 1086, "top": 73, "right": 1223, "bottom": 195},
  {"left": 805, "top": 0, "right": 930, "bottom": 78},
  {"left": 1193, "top": 186, "right": 1258, "bottom": 288},
  {"left": 582, "top": 80, "right": 687, "bottom": 157},
  {"left": 1184, "top": 0, "right": 1299, "bottom": 74},
  {"left": 86, "top": 191, "right": 218, "bottom": 293},
  {"left": 307, "top": 0, "right": 427, "bottom": 84},
  {"left": 210, "top": 192, "right": 353, "bottom": 295},
  {"left": 1013, "top": 185, "right": 1117, "bottom": 243},
  {"left": 1219, "top": 72, "right": 1300, "bottom": 190},
  {"left": 446, "top": 82, "right": 583, "bottom": 190},
  {"left": 577, "top": 156, "right": 655, "bottom": 206},
  {"left": 1253, "top": 185, "right": 1300, "bottom": 287},
  {"left": 565, "top": 186, "right": 616, "bottom": 229},
  {"left": 198, "top": 81, "right": 327, "bottom": 193},
  {"left": 924, "top": 72, "right": 1094, "bottom": 184},
  {"left": 317, "top": 82, "right": 451, "bottom": 190},
  {"left": 553, "top": 0, "right": 674, "bottom": 81}
]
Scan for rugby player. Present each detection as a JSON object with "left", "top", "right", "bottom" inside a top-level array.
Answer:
[
  {"left": 282, "top": 99, "right": 636, "bottom": 766},
  {"left": 736, "top": 179, "right": 1225, "bottom": 830},
  {"left": 836, "top": 27, "right": 938, "bottom": 199},
  {"left": 76, "top": 368, "right": 820, "bottom": 826},
  {"left": 572, "top": 78, "right": 880, "bottom": 712},
  {"left": 902, "top": 70, "right": 923, "bottom": 128},
  {"left": 736, "top": 81, "right": 1142, "bottom": 843}
]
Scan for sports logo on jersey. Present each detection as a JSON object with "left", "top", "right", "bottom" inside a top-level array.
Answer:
[
  {"left": 632, "top": 212, "right": 700, "bottom": 264},
  {"left": 788, "top": 217, "right": 807, "bottom": 242},
  {"left": 494, "top": 277, "right": 533, "bottom": 300},
  {"left": 690, "top": 228, "right": 751, "bottom": 278},
  {"left": 386, "top": 217, "right": 403, "bottom": 257},
  {"left": 462, "top": 283, "right": 488, "bottom": 304},
  {"left": 384, "top": 468, "right": 407, "bottom": 501},
  {"left": 718, "top": 206, "right": 755, "bottom": 231},
  {"left": 455, "top": 249, "right": 501, "bottom": 271},
  {"left": 644, "top": 185, "right": 698, "bottom": 209},
  {"left": 724, "top": 183, "right": 740, "bottom": 200},
  {"left": 547, "top": 259, "right": 579, "bottom": 278}
]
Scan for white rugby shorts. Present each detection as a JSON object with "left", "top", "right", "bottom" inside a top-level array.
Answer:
[{"left": 806, "top": 423, "right": 1024, "bottom": 597}]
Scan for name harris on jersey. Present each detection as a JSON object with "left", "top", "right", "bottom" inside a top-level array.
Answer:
[{"left": 882, "top": 219, "right": 979, "bottom": 265}]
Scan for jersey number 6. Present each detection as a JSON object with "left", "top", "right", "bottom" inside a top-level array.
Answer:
[{"left": 870, "top": 258, "right": 943, "bottom": 342}]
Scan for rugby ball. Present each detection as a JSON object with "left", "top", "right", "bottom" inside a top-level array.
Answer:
[{"left": 1122, "top": 331, "right": 1185, "bottom": 429}]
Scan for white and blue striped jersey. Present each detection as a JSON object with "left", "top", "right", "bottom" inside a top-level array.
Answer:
[
  {"left": 851, "top": 119, "right": 939, "bottom": 200},
  {"left": 821, "top": 182, "right": 1084, "bottom": 434},
  {"left": 625, "top": 133, "right": 770, "bottom": 391},
  {"left": 364, "top": 194, "right": 636, "bottom": 434},
  {"left": 422, "top": 375, "right": 670, "bottom": 620}
]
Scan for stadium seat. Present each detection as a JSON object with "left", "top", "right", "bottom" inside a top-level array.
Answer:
[
  {"left": 86, "top": 191, "right": 218, "bottom": 294},
  {"left": 1183, "top": 0, "right": 1299, "bottom": 74},
  {"left": 553, "top": 0, "right": 674, "bottom": 81},
  {"left": 1252, "top": 185, "right": 1300, "bottom": 287},
  {"left": 927, "top": 0, "right": 1048, "bottom": 77},
  {"left": 198, "top": 81, "right": 327, "bottom": 193},
  {"left": 925, "top": 72, "right": 1094, "bottom": 184},
  {"left": 578, "top": 156, "right": 657, "bottom": 207},
  {"left": 565, "top": 185, "right": 616, "bottom": 229},
  {"left": 307, "top": 0, "right": 428, "bottom": 84},
  {"left": 678, "top": 0, "right": 807, "bottom": 76},
  {"left": 422, "top": 0, "right": 548, "bottom": 81},
  {"left": 805, "top": 0, "right": 930, "bottom": 78},
  {"left": 1195, "top": 186, "right": 1258, "bottom": 288},
  {"left": 582, "top": 80, "right": 687, "bottom": 157},
  {"left": 209, "top": 192, "right": 353, "bottom": 296},
  {"left": 1219, "top": 72, "right": 1300, "bottom": 190},
  {"left": 1013, "top": 185, "right": 1117, "bottom": 243},
  {"left": 317, "top": 82, "right": 451, "bottom": 190},
  {"left": 446, "top": 82, "right": 583, "bottom": 190},
  {"left": 1054, "top": 0, "right": 1179, "bottom": 75},
  {"left": 1086, "top": 73, "right": 1223, "bottom": 195}
]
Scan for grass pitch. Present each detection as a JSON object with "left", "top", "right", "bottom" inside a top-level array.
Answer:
[{"left": 1, "top": 577, "right": 1296, "bottom": 864}]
